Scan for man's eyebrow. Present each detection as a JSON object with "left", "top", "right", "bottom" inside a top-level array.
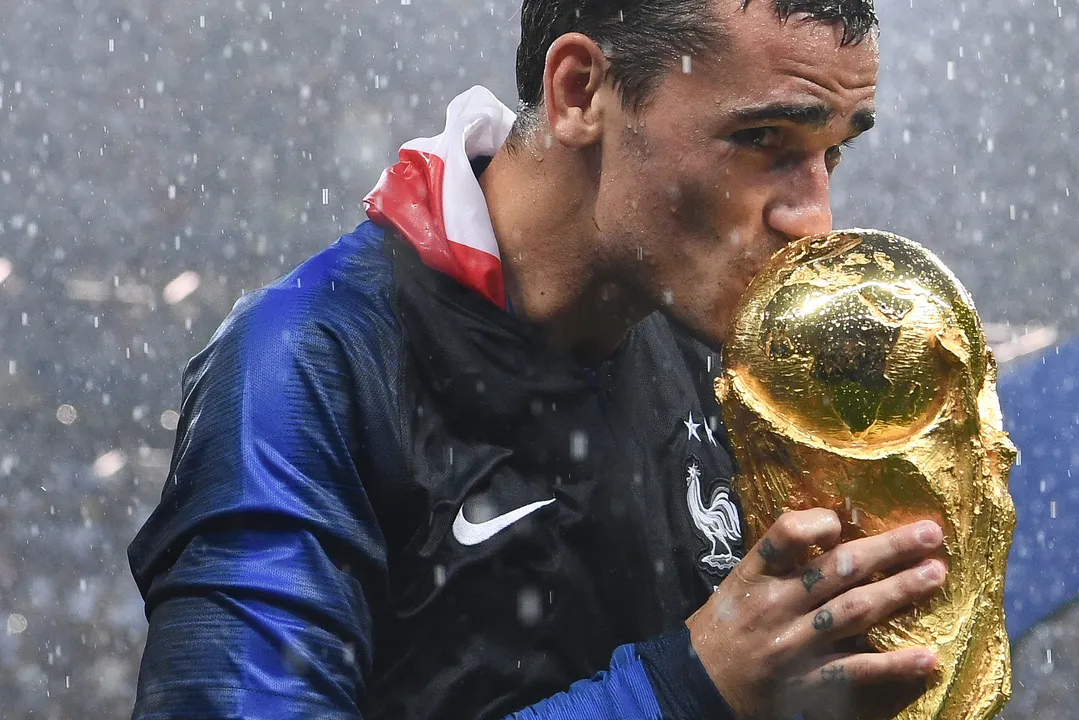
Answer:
[
  {"left": 851, "top": 109, "right": 876, "bottom": 133},
  {"left": 731, "top": 103, "right": 877, "bottom": 134},
  {"left": 732, "top": 103, "right": 834, "bottom": 127}
]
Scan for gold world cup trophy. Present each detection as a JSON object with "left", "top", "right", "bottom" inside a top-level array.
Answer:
[{"left": 714, "top": 230, "right": 1016, "bottom": 720}]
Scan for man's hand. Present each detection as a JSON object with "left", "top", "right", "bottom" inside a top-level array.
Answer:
[{"left": 686, "top": 509, "right": 946, "bottom": 720}]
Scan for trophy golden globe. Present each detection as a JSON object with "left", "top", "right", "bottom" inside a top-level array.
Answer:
[{"left": 714, "top": 230, "right": 1016, "bottom": 720}]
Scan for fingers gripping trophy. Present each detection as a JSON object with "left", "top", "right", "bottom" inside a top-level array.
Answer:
[{"left": 714, "top": 230, "right": 1017, "bottom": 720}]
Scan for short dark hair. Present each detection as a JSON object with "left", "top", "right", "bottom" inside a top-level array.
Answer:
[{"left": 513, "top": 0, "right": 877, "bottom": 124}]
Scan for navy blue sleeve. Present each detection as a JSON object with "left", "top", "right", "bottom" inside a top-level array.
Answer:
[
  {"left": 127, "top": 274, "right": 391, "bottom": 719},
  {"left": 506, "top": 643, "right": 662, "bottom": 719},
  {"left": 637, "top": 626, "right": 738, "bottom": 720},
  {"left": 505, "top": 627, "right": 735, "bottom": 720}
]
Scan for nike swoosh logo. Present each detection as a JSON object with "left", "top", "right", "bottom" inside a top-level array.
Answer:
[{"left": 452, "top": 498, "right": 556, "bottom": 546}]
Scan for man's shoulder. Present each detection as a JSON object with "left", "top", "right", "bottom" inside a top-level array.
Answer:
[
  {"left": 184, "top": 220, "right": 405, "bottom": 418},
  {"left": 239, "top": 219, "right": 393, "bottom": 316},
  {"left": 212, "top": 220, "right": 399, "bottom": 358},
  {"left": 130, "top": 222, "right": 406, "bottom": 594}
]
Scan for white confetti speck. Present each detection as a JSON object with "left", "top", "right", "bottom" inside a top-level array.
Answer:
[
  {"left": 836, "top": 550, "right": 855, "bottom": 577},
  {"left": 517, "top": 587, "right": 542, "bottom": 627},
  {"left": 6, "top": 613, "right": 27, "bottom": 635},
  {"left": 93, "top": 450, "right": 127, "bottom": 479},
  {"left": 163, "top": 271, "right": 200, "bottom": 305},
  {"left": 160, "top": 410, "right": 180, "bottom": 430},
  {"left": 570, "top": 430, "right": 588, "bottom": 461}
]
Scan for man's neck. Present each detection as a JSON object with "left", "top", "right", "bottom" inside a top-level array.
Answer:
[{"left": 478, "top": 143, "right": 652, "bottom": 365}]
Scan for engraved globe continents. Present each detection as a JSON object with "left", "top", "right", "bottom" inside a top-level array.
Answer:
[
  {"left": 715, "top": 230, "right": 1016, "bottom": 720},
  {"left": 728, "top": 230, "right": 985, "bottom": 446}
]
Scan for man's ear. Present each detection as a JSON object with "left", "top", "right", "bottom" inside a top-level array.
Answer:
[{"left": 542, "top": 32, "right": 609, "bottom": 149}]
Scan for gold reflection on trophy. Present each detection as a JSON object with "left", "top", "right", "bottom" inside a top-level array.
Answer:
[{"left": 714, "top": 230, "right": 1016, "bottom": 720}]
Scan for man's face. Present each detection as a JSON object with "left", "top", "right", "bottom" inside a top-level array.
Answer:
[{"left": 593, "top": 0, "right": 879, "bottom": 345}]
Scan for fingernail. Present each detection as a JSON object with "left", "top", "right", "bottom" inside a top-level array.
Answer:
[
  {"left": 919, "top": 560, "right": 944, "bottom": 582},
  {"left": 917, "top": 652, "right": 937, "bottom": 671},
  {"left": 917, "top": 521, "right": 942, "bottom": 546}
]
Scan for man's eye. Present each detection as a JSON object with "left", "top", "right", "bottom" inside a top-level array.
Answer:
[
  {"left": 729, "top": 127, "right": 782, "bottom": 149},
  {"left": 825, "top": 145, "right": 844, "bottom": 170},
  {"left": 826, "top": 138, "right": 858, "bottom": 171}
]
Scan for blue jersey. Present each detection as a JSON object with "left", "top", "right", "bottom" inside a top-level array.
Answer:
[{"left": 128, "top": 223, "right": 740, "bottom": 719}]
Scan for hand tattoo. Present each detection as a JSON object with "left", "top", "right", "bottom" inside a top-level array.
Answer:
[
  {"left": 758, "top": 538, "right": 780, "bottom": 565},
  {"left": 813, "top": 608, "right": 834, "bottom": 631},
  {"left": 820, "top": 663, "right": 848, "bottom": 685},
  {"left": 801, "top": 566, "right": 825, "bottom": 593}
]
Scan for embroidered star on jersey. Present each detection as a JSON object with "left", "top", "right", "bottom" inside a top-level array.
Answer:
[{"left": 684, "top": 411, "right": 702, "bottom": 442}]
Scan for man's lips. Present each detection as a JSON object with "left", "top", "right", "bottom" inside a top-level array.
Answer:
[{"left": 749, "top": 235, "right": 799, "bottom": 277}]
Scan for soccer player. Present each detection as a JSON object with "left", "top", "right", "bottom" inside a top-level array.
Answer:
[{"left": 129, "top": 1, "right": 948, "bottom": 718}]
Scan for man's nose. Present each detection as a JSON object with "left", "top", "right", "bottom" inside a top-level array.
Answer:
[{"left": 764, "top": 159, "right": 834, "bottom": 243}]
